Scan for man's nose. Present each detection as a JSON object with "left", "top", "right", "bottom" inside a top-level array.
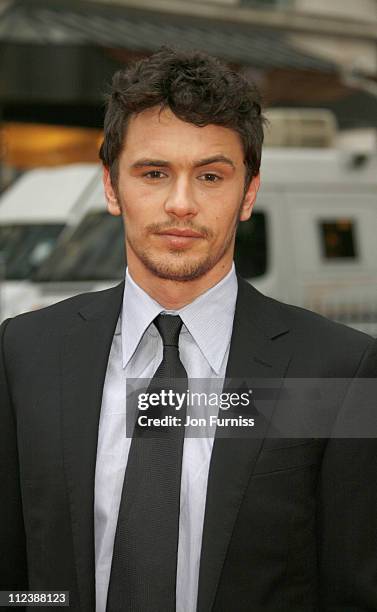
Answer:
[{"left": 164, "top": 178, "right": 198, "bottom": 218}]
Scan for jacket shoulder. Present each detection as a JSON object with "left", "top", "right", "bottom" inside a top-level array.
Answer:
[
  {"left": 238, "top": 277, "right": 373, "bottom": 375},
  {"left": 280, "top": 299, "right": 371, "bottom": 346},
  {"left": 2, "top": 282, "right": 124, "bottom": 340}
]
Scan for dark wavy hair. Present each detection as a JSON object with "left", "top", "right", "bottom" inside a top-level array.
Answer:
[{"left": 99, "top": 47, "right": 265, "bottom": 187}]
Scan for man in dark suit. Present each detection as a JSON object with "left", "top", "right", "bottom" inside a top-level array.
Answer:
[{"left": 1, "top": 47, "right": 377, "bottom": 612}]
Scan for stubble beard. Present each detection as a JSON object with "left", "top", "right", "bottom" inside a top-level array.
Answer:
[{"left": 126, "top": 211, "right": 241, "bottom": 283}]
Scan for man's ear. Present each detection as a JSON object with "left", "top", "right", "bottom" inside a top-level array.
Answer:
[
  {"left": 103, "top": 166, "right": 122, "bottom": 217},
  {"left": 239, "top": 173, "right": 260, "bottom": 222}
]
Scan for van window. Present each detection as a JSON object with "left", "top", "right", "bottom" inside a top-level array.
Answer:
[
  {"left": 34, "top": 212, "right": 125, "bottom": 282},
  {"left": 319, "top": 219, "right": 357, "bottom": 260},
  {"left": 234, "top": 212, "right": 267, "bottom": 278},
  {"left": 0, "top": 224, "right": 64, "bottom": 279}
]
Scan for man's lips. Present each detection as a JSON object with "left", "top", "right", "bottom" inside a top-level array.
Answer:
[
  {"left": 156, "top": 228, "right": 204, "bottom": 238},
  {"left": 154, "top": 228, "right": 205, "bottom": 248}
]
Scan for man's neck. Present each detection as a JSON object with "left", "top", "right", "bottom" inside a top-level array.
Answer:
[{"left": 127, "top": 259, "right": 233, "bottom": 310}]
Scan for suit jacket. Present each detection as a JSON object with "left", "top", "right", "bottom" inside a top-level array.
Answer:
[{"left": 1, "top": 276, "right": 377, "bottom": 612}]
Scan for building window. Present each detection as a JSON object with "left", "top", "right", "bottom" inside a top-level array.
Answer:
[{"left": 319, "top": 220, "right": 358, "bottom": 260}]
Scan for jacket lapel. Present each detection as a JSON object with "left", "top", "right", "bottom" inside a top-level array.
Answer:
[
  {"left": 60, "top": 282, "right": 124, "bottom": 611},
  {"left": 197, "top": 277, "right": 292, "bottom": 612}
]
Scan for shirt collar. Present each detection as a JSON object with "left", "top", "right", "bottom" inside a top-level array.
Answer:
[{"left": 121, "top": 264, "right": 238, "bottom": 374}]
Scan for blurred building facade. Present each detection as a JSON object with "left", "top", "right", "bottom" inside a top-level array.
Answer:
[{"left": 0, "top": 0, "right": 376, "bottom": 188}]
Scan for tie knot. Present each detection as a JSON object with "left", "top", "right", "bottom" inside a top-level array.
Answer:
[{"left": 154, "top": 314, "right": 183, "bottom": 347}]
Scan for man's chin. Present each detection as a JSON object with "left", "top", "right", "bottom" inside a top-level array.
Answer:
[{"left": 140, "top": 254, "right": 215, "bottom": 282}]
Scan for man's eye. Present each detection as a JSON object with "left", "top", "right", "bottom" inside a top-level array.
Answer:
[
  {"left": 198, "top": 173, "right": 221, "bottom": 183},
  {"left": 144, "top": 171, "right": 166, "bottom": 179}
]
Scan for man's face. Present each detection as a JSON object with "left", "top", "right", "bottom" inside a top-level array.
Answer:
[{"left": 104, "top": 106, "right": 259, "bottom": 283}]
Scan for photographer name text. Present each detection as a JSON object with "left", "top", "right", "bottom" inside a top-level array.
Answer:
[{"left": 137, "top": 414, "right": 255, "bottom": 428}]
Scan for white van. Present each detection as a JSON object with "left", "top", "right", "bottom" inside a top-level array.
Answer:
[
  {"left": 0, "top": 164, "right": 101, "bottom": 319},
  {"left": 257, "top": 147, "right": 377, "bottom": 336},
  {"left": 7, "top": 145, "right": 377, "bottom": 336}
]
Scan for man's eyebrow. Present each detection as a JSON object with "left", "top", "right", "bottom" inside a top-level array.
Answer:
[
  {"left": 131, "top": 159, "right": 170, "bottom": 168},
  {"left": 131, "top": 156, "right": 236, "bottom": 169},
  {"left": 194, "top": 155, "right": 235, "bottom": 169}
]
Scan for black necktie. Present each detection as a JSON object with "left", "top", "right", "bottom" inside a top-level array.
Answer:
[{"left": 106, "top": 314, "right": 188, "bottom": 612}]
